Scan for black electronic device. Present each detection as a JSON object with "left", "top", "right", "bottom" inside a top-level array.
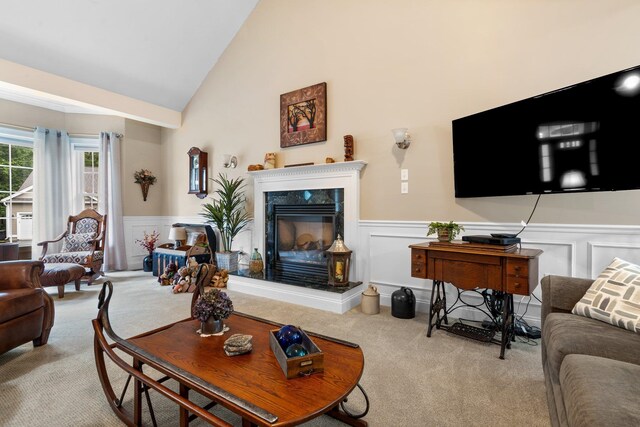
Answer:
[
  {"left": 491, "top": 233, "right": 517, "bottom": 238},
  {"left": 462, "top": 235, "right": 521, "bottom": 245},
  {"left": 453, "top": 64, "right": 640, "bottom": 198}
]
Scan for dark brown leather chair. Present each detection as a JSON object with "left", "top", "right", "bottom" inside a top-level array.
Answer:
[{"left": 0, "top": 260, "right": 54, "bottom": 355}]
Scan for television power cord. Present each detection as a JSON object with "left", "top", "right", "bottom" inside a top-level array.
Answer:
[{"left": 491, "top": 194, "right": 542, "bottom": 245}]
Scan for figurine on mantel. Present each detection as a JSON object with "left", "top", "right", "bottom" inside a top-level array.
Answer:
[
  {"left": 344, "top": 135, "right": 354, "bottom": 161},
  {"left": 264, "top": 152, "right": 276, "bottom": 169}
]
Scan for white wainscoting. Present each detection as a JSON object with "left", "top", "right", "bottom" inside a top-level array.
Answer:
[
  {"left": 123, "top": 216, "right": 640, "bottom": 324},
  {"left": 358, "top": 221, "right": 640, "bottom": 327}
]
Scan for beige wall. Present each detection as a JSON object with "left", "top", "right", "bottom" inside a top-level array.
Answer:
[
  {"left": 0, "top": 98, "right": 162, "bottom": 216},
  {"left": 123, "top": 119, "right": 163, "bottom": 215},
  {"left": 0, "top": 98, "right": 64, "bottom": 129},
  {"left": 160, "top": 0, "right": 639, "bottom": 224}
]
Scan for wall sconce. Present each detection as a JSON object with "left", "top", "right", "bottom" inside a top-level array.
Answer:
[
  {"left": 223, "top": 154, "right": 238, "bottom": 168},
  {"left": 168, "top": 226, "right": 187, "bottom": 249},
  {"left": 392, "top": 128, "right": 411, "bottom": 149}
]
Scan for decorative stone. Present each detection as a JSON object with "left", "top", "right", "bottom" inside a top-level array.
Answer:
[{"left": 223, "top": 334, "right": 253, "bottom": 356}]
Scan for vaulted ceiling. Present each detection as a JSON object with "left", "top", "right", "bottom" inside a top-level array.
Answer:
[{"left": 0, "top": 0, "right": 258, "bottom": 115}]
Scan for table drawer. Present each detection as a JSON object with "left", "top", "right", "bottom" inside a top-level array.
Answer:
[
  {"left": 411, "top": 249, "right": 427, "bottom": 278},
  {"left": 506, "top": 275, "right": 529, "bottom": 295},
  {"left": 506, "top": 259, "right": 529, "bottom": 277}
]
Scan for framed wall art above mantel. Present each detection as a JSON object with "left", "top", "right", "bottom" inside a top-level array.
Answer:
[{"left": 280, "top": 82, "right": 327, "bottom": 148}]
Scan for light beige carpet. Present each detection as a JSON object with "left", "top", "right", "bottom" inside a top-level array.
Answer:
[{"left": 0, "top": 271, "right": 550, "bottom": 426}]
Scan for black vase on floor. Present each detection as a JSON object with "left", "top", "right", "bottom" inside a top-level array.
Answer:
[
  {"left": 391, "top": 287, "right": 416, "bottom": 319},
  {"left": 143, "top": 255, "right": 153, "bottom": 272}
]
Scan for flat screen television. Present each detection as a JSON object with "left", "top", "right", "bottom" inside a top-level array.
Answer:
[{"left": 452, "top": 64, "right": 640, "bottom": 198}]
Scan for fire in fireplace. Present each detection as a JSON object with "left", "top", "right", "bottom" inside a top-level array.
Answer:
[{"left": 265, "top": 189, "right": 344, "bottom": 281}]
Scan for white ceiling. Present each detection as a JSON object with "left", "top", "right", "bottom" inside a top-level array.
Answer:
[{"left": 0, "top": 0, "right": 258, "bottom": 112}]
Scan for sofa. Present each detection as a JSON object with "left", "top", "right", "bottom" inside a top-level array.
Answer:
[
  {"left": 541, "top": 275, "right": 640, "bottom": 426},
  {"left": 0, "top": 260, "right": 55, "bottom": 355}
]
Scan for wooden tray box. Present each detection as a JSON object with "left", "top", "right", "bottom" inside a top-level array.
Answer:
[{"left": 269, "top": 328, "right": 324, "bottom": 379}]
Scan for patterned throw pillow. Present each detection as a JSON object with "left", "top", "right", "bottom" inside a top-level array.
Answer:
[
  {"left": 572, "top": 257, "right": 640, "bottom": 333},
  {"left": 62, "top": 232, "right": 97, "bottom": 253}
]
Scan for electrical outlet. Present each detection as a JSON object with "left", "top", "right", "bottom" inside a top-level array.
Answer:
[
  {"left": 401, "top": 182, "right": 409, "bottom": 194},
  {"left": 401, "top": 169, "right": 409, "bottom": 181}
]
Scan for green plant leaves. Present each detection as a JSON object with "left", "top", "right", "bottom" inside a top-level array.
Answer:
[{"left": 200, "top": 173, "right": 252, "bottom": 252}]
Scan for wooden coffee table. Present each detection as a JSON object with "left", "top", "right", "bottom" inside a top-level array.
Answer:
[{"left": 93, "top": 282, "right": 368, "bottom": 426}]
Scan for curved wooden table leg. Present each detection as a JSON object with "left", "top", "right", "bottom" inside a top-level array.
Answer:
[{"left": 327, "top": 406, "right": 368, "bottom": 426}]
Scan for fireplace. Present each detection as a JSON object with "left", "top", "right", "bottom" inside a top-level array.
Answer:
[
  {"left": 265, "top": 189, "right": 343, "bottom": 282},
  {"left": 228, "top": 161, "right": 366, "bottom": 313}
]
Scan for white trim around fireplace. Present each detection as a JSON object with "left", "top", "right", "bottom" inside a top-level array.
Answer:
[{"left": 248, "top": 160, "right": 367, "bottom": 281}]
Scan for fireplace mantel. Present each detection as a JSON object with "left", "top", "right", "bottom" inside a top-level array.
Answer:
[
  {"left": 233, "top": 160, "right": 367, "bottom": 313},
  {"left": 248, "top": 160, "right": 367, "bottom": 180},
  {"left": 249, "top": 161, "right": 366, "bottom": 264}
]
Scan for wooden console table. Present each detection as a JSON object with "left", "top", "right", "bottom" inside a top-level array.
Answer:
[{"left": 409, "top": 241, "right": 542, "bottom": 359}]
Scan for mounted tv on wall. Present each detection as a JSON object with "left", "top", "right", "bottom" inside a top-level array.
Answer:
[{"left": 452, "top": 64, "right": 640, "bottom": 198}]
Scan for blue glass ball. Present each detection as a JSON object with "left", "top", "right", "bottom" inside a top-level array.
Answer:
[
  {"left": 276, "top": 325, "right": 303, "bottom": 350},
  {"left": 285, "top": 343, "right": 308, "bottom": 358}
]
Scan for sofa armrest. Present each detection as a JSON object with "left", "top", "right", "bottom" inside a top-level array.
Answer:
[
  {"left": 0, "top": 260, "right": 45, "bottom": 290},
  {"left": 541, "top": 275, "right": 593, "bottom": 329}
]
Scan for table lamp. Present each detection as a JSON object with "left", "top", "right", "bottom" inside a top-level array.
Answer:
[{"left": 168, "top": 227, "right": 187, "bottom": 249}]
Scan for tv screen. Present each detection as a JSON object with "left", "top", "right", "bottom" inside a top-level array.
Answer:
[{"left": 452, "top": 65, "right": 640, "bottom": 198}]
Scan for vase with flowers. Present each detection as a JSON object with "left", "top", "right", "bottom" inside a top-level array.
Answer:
[
  {"left": 192, "top": 288, "right": 234, "bottom": 336},
  {"left": 135, "top": 230, "right": 160, "bottom": 272},
  {"left": 133, "top": 169, "right": 157, "bottom": 201}
]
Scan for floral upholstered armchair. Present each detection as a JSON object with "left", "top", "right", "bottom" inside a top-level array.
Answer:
[{"left": 37, "top": 209, "right": 107, "bottom": 284}]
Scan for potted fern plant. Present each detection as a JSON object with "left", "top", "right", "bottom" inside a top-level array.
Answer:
[
  {"left": 427, "top": 221, "right": 464, "bottom": 242},
  {"left": 201, "top": 173, "right": 252, "bottom": 271}
]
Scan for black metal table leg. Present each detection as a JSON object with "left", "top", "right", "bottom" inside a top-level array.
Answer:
[
  {"left": 426, "top": 280, "right": 438, "bottom": 337},
  {"left": 499, "top": 293, "right": 514, "bottom": 359},
  {"left": 427, "top": 280, "right": 447, "bottom": 337}
]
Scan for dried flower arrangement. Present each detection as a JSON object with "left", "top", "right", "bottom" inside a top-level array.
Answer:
[
  {"left": 133, "top": 169, "right": 157, "bottom": 184},
  {"left": 192, "top": 288, "right": 234, "bottom": 322},
  {"left": 135, "top": 230, "right": 160, "bottom": 255}
]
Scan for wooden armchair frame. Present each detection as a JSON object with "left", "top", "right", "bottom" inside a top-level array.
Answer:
[{"left": 38, "top": 208, "right": 107, "bottom": 283}]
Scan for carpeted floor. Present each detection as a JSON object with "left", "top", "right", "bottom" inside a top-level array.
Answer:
[{"left": 0, "top": 271, "right": 550, "bottom": 426}]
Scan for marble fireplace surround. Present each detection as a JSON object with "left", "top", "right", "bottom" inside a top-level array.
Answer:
[{"left": 228, "top": 160, "right": 367, "bottom": 313}]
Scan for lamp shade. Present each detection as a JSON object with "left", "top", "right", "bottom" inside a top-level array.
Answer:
[
  {"left": 391, "top": 128, "right": 408, "bottom": 143},
  {"left": 168, "top": 227, "right": 187, "bottom": 241}
]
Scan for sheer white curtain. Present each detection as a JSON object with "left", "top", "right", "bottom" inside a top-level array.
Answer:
[
  {"left": 98, "top": 132, "right": 128, "bottom": 271},
  {"left": 32, "top": 127, "right": 80, "bottom": 257}
]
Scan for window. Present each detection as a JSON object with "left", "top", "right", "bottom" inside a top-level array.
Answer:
[
  {"left": 83, "top": 151, "right": 99, "bottom": 209},
  {"left": 70, "top": 137, "right": 100, "bottom": 210},
  {"left": 0, "top": 128, "right": 34, "bottom": 242},
  {"left": 0, "top": 130, "right": 100, "bottom": 244}
]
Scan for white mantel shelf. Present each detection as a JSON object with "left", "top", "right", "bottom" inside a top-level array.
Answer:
[{"left": 247, "top": 160, "right": 367, "bottom": 179}]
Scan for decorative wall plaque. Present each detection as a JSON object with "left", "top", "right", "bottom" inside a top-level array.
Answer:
[{"left": 280, "top": 82, "right": 327, "bottom": 148}]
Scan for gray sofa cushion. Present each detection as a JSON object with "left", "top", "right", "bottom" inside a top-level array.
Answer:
[
  {"left": 543, "top": 312, "right": 640, "bottom": 426},
  {"left": 560, "top": 354, "right": 640, "bottom": 427},
  {"left": 544, "top": 312, "right": 640, "bottom": 378}
]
